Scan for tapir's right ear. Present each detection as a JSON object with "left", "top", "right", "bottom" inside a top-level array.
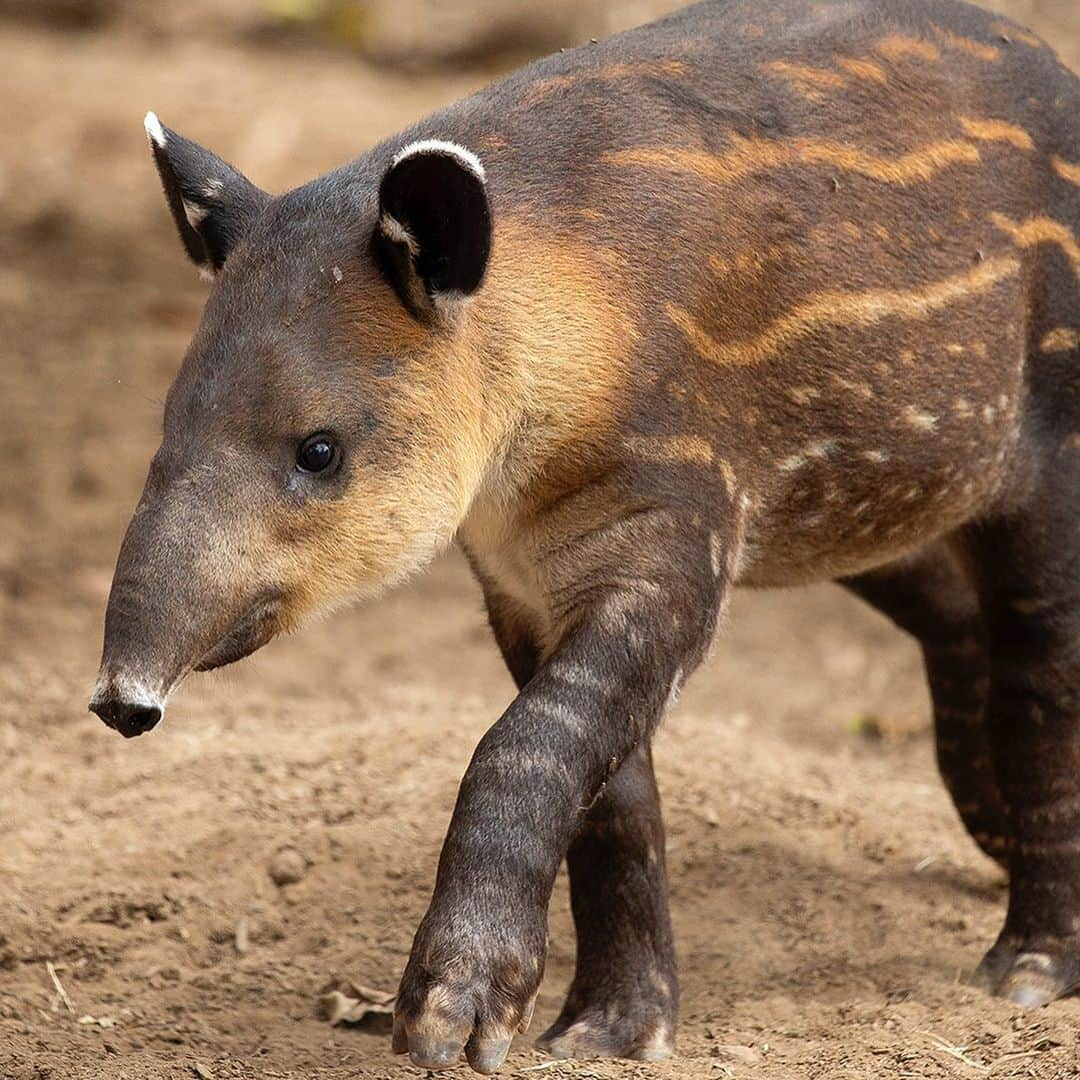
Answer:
[
  {"left": 144, "top": 112, "right": 270, "bottom": 278},
  {"left": 374, "top": 140, "right": 492, "bottom": 322}
]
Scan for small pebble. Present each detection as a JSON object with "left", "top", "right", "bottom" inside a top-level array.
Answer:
[
  {"left": 268, "top": 847, "right": 307, "bottom": 886},
  {"left": 712, "top": 1044, "right": 760, "bottom": 1064}
]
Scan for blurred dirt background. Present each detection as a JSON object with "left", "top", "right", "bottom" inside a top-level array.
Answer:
[{"left": 2, "top": 1, "right": 1080, "bottom": 1078}]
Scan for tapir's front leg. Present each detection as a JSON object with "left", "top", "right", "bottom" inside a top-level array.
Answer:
[{"left": 393, "top": 511, "right": 729, "bottom": 1074}]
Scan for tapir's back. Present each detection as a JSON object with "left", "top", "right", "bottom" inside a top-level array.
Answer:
[
  {"left": 436, "top": 0, "right": 1080, "bottom": 245},
  {"left": 413, "top": 0, "right": 1080, "bottom": 584}
]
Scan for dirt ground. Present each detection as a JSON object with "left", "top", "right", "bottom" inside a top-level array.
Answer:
[{"left": 2, "top": 3, "right": 1080, "bottom": 1078}]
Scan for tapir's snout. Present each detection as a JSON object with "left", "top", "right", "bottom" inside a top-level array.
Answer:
[
  {"left": 89, "top": 695, "right": 163, "bottom": 738},
  {"left": 90, "top": 461, "right": 280, "bottom": 741}
]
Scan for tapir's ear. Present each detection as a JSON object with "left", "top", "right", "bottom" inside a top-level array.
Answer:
[
  {"left": 374, "top": 140, "right": 492, "bottom": 321},
  {"left": 144, "top": 112, "right": 270, "bottom": 278}
]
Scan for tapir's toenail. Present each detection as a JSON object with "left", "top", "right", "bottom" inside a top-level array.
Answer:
[
  {"left": 1005, "top": 983, "right": 1054, "bottom": 1008},
  {"left": 409, "top": 1038, "right": 459, "bottom": 1070}
]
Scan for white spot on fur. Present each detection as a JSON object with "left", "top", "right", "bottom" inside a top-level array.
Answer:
[
  {"left": 861, "top": 449, "right": 889, "bottom": 463},
  {"left": 201, "top": 178, "right": 224, "bottom": 199},
  {"left": 718, "top": 458, "right": 737, "bottom": 494},
  {"left": 331, "top": 265, "right": 343, "bottom": 283},
  {"left": 143, "top": 110, "right": 166, "bottom": 148},
  {"left": 391, "top": 138, "right": 486, "bottom": 182},
  {"left": 954, "top": 397, "right": 974, "bottom": 417},
  {"left": 780, "top": 439, "right": 836, "bottom": 472},
  {"left": 431, "top": 288, "right": 473, "bottom": 320},
  {"left": 709, "top": 531, "right": 724, "bottom": 577},
  {"left": 182, "top": 199, "right": 207, "bottom": 228},
  {"left": 1015, "top": 952, "right": 1055, "bottom": 971},
  {"left": 902, "top": 405, "right": 938, "bottom": 431},
  {"left": 649, "top": 970, "right": 673, "bottom": 1000},
  {"left": 551, "top": 659, "right": 614, "bottom": 693},
  {"left": 665, "top": 667, "right": 684, "bottom": 711},
  {"left": 534, "top": 698, "right": 584, "bottom": 727},
  {"left": 378, "top": 212, "right": 419, "bottom": 256},
  {"left": 640, "top": 1022, "right": 673, "bottom": 1061},
  {"left": 831, "top": 373, "right": 874, "bottom": 399},
  {"left": 726, "top": 542, "right": 743, "bottom": 581}
]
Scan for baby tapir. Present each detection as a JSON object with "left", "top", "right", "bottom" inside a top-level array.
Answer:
[{"left": 90, "top": 0, "right": 1080, "bottom": 1071}]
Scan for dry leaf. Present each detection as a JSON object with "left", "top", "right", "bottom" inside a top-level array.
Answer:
[{"left": 319, "top": 982, "right": 396, "bottom": 1027}]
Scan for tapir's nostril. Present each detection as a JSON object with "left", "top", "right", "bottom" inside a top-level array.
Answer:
[{"left": 89, "top": 698, "right": 163, "bottom": 739}]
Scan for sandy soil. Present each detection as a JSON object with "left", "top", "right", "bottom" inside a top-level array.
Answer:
[{"left": 2, "top": 4, "right": 1080, "bottom": 1078}]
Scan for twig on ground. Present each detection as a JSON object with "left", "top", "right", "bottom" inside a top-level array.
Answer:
[
  {"left": 917, "top": 1029, "right": 989, "bottom": 1072},
  {"left": 45, "top": 961, "right": 74, "bottom": 1014},
  {"left": 234, "top": 915, "right": 249, "bottom": 954}
]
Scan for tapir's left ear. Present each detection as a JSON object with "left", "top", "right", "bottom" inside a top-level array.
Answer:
[
  {"left": 144, "top": 111, "right": 270, "bottom": 278},
  {"left": 375, "top": 140, "right": 492, "bottom": 321}
]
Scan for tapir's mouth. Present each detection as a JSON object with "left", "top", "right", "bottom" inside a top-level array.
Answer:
[{"left": 195, "top": 592, "right": 284, "bottom": 672}]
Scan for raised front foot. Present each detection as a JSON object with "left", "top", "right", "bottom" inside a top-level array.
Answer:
[
  {"left": 976, "top": 930, "right": 1080, "bottom": 1006},
  {"left": 537, "top": 967, "right": 677, "bottom": 1061},
  {"left": 393, "top": 895, "right": 545, "bottom": 1074}
]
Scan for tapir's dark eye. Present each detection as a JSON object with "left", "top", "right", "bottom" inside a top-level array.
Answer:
[{"left": 296, "top": 434, "right": 337, "bottom": 474}]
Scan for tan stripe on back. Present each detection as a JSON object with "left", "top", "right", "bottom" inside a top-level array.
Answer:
[
  {"left": 873, "top": 34, "right": 941, "bottom": 63},
  {"left": 609, "top": 134, "right": 981, "bottom": 187},
  {"left": 931, "top": 23, "right": 1001, "bottom": 62},
  {"left": 1053, "top": 156, "right": 1080, "bottom": 188},
  {"left": 991, "top": 213, "right": 1080, "bottom": 280},
  {"left": 667, "top": 256, "right": 1020, "bottom": 367},
  {"left": 958, "top": 115, "right": 1035, "bottom": 151},
  {"left": 1040, "top": 328, "right": 1080, "bottom": 354}
]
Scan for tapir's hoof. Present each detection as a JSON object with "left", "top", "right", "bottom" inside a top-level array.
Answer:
[
  {"left": 974, "top": 933, "right": 1080, "bottom": 1005},
  {"left": 537, "top": 998, "right": 675, "bottom": 1062}
]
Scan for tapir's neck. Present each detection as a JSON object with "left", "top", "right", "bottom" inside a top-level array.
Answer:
[{"left": 458, "top": 218, "right": 638, "bottom": 519}]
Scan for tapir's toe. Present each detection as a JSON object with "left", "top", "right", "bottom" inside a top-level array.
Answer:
[
  {"left": 537, "top": 1003, "right": 674, "bottom": 1062},
  {"left": 975, "top": 933, "right": 1080, "bottom": 1006}
]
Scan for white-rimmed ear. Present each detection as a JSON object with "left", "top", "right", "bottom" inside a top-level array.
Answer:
[
  {"left": 374, "top": 139, "right": 492, "bottom": 321},
  {"left": 144, "top": 112, "right": 270, "bottom": 278}
]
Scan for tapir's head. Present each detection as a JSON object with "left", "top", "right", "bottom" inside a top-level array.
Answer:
[{"left": 90, "top": 113, "right": 502, "bottom": 737}]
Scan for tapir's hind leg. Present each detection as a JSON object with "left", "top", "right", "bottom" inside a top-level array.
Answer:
[
  {"left": 964, "top": 446, "right": 1080, "bottom": 1005},
  {"left": 480, "top": 587, "right": 678, "bottom": 1061},
  {"left": 841, "top": 541, "right": 1008, "bottom": 866}
]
